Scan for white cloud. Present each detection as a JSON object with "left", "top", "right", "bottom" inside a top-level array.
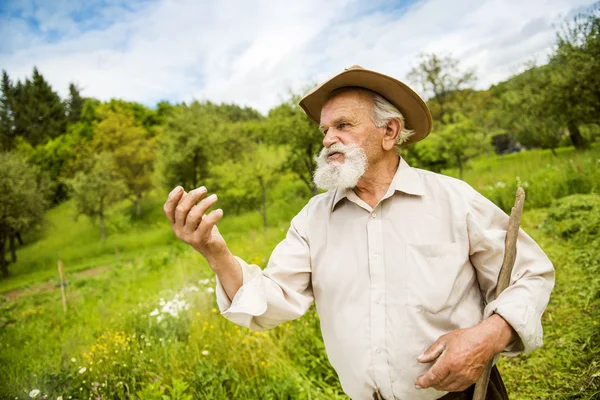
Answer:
[{"left": 0, "top": 0, "right": 595, "bottom": 113}]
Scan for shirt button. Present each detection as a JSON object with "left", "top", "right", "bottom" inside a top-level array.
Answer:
[
  {"left": 375, "top": 299, "right": 380, "bottom": 304},
  {"left": 373, "top": 253, "right": 379, "bottom": 259},
  {"left": 372, "top": 213, "right": 377, "bottom": 218},
  {"left": 376, "top": 348, "right": 381, "bottom": 354}
]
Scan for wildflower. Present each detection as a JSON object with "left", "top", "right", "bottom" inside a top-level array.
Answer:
[
  {"left": 206, "top": 287, "right": 215, "bottom": 293},
  {"left": 211, "top": 308, "right": 217, "bottom": 313},
  {"left": 195, "top": 312, "right": 201, "bottom": 316},
  {"left": 201, "top": 350, "right": 209, "bottom": 356},
  {"left": 79, "top": 367, "right": 87, "bottom": 374},
  {"left": 70, "top": 358, "right": 76, "bottom": 362},
  {"left": 150, "top": 309, "right": 159, "bottom": 317},
  {"left": 28, "top": 389, "right": 40, "bottom": 398},
  {"left": 57, "top": 397, "right": 63, "bottom": 400}
]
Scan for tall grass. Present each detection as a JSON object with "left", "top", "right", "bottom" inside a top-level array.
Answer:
[{"left": 443, "top": 145, "right": 600, "bottom": 212}]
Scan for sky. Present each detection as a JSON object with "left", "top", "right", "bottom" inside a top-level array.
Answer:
[{"left": 0, "top": 0, "right": 596, "bottom": 114}]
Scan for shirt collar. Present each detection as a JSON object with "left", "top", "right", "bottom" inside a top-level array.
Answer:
[{"left": 331, "top": 156, "right": 425, "bottom": 212}]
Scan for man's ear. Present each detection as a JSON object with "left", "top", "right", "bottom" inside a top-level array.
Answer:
[{"left": 382, "top": 119, "right": 401, "bottom": 151}]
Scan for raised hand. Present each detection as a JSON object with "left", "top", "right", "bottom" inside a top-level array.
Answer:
[{"left": 163, "top": 186, "right": 228, "bottom": 264}]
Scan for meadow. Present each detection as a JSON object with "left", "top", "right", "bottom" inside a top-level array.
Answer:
[{"left": 1, "top": 145, "right": 599, "bottom": 399}]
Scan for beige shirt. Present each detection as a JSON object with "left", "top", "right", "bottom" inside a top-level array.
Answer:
[{"left": 215, "top": 157, "right": 555, "bottom": 400}]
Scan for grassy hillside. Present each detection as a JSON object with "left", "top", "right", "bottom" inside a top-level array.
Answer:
[{"left": 1, "top": 146, "right": 599, "bottom": 399}]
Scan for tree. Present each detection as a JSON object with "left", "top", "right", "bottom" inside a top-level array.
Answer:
[
  {"left": 0, "top": 152, "right": 52, "bottom": 277},
  {"left": 12, "top": 67, "right": 67, "bottom": 147},
  {"left": 66, "top": 83, "right": 85, "bottom": 124},
  {"left": 436, "top": 113, "right": 490, "bottom": 178},
  {"left": 156, "top": 100, "right": 262, "bottom": 193},
  {"left": 209, "top": 143, "right": 286, "bottom": 228},
  {"left": 547, "top": 6, "right": 600, "bottom": 148},
  {"left": 89, "top": 105, "right": 157, "bottom": 217},
  {"left": 407, "top": 52, "right": 476, "bottom": 120},
  {"left": 157, "top": 102, "right": 222, "bottom": 191},
  {"left": 0, "top": 70, "right": 16, "bottom": 152},
  {"left": 406, "top": 113, "right": 488, "bottom": 178},
  {"left": 65, "top": 152, "right": 127, "bottom": 242},
  {"left": 498, "top": 66, "right": 565, "bottom": 153},
  {"left": 404, "top": 53, "right": 485, "bottom": 173},
  {"left": 267, "top": 93, "right": 323, "bottom": 195}
]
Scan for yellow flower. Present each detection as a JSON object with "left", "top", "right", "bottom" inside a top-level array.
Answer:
[
  {"left": 196, "top": 312, "right": 201, "bottom": 316},
  {"left": 211, "top": 308, "right": 217, "bottom": 313}
]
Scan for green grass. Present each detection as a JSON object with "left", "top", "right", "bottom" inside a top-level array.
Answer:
[
  {"left": 497, "top": 205, "right": 599, "bottom": 399},
  {"left": 1, "top": 145, "right": 599, "bottom": 399},
  {"left": 443, "top": 145, "right": 600, "bottom": 212}
]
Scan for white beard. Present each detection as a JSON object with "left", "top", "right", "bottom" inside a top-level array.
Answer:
[{"left": 313, "top": 142, "right": 368, "bottom": 191}]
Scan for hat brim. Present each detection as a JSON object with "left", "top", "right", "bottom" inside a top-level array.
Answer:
[{"left": 299, "top": 68, "right": 432, "bottom": 144}]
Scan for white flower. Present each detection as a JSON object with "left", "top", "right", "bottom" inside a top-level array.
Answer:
[
  {"left": 157, "top": 315, "right": 163, "bottom": 323},
  {"left": 70, "top": 358, "right": 76, "bottom": 362},
  {"left": 206, "top": 287, "right": 215, "bottom": 293},
  {"left": 57, "top": 397, "right": 63, "bottom": 400},
  {"left": 78, "top": 367, "right": 87, "bottom": 374},
  {"left": 198, "top": 278, "right": 210, "bottom": 285},
  {"left": 201, "top": 350, "right": 209, "bottom": 356},
  {"left": 149, "top": 309, "right": 159, "bottom": 317},
  {"left": 28, "top": 389, "right": 40, "bottom": 398}
]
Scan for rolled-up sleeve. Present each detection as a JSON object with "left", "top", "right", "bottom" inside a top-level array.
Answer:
[
  {"left": 467, "top": 190, "right": 555, "bottom": 356},
  {"left": 214, "top": 204, "right": 314, "bottom": 331}
]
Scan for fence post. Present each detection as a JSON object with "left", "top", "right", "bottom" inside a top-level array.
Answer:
[
  {"left": 57, "top": 260, "right": 68, "bottom": 313},
  {"left": 114, "top": 242, "right": 121, "bottom": 261}
]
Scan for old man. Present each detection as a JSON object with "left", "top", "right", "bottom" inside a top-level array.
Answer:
[{"left": 163, "top": 65, "right": 555, "bottom": 399}]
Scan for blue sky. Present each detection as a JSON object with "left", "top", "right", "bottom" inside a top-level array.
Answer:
[{"left": 0, "top": 0, "right": 595, "bottom": 113}]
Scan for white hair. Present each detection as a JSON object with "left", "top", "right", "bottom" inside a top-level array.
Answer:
[{"left": 370, "top": 93, "right": 415, "bottom": 147}]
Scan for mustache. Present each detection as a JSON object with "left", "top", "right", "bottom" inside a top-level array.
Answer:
[{"left": 320, "top": 143, "right": 356, "bottom": 157}]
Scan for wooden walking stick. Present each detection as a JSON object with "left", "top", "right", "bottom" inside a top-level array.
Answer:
[{"left": 472, "top": 187, "right": 526, "bottom": 400}]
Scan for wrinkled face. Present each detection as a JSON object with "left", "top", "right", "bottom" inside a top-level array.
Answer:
[
  {"left": 313, "top": 90, "right": 385, "bottom": 190},
  {"left": 319, "top": 89, "right": 384, "bottom": 164}
]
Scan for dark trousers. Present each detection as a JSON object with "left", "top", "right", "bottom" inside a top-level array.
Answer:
[
  {"left": 372, "top": 365, "right": 508, "bottom": 400},
  {"left": 438, "top": 366, "right": 509, "bottom": 400}
]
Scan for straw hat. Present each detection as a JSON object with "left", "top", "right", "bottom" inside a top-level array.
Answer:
[{"left": 299, "top": 65, "right": 432, "bottom": 144}]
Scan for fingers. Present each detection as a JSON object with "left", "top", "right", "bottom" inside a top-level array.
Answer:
[
  {"left": 184, "top": 193, "right": 219, "bottom": 232},
  {"left": 418, "top": 341, "right": 446, "bottom": 363},
  {"left": 163, "top": 186, "right": 185, "bottom": 224},
  {"left": 196, "top": 208, "right": 224, "bottom": 241},
  {"left": 174, "top": 186, "right": 208, "bottom": 228},
  {"left": 416, "top": 357, "right": 450, "bottom": 389}
]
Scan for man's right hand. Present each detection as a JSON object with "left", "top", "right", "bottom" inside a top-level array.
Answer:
[{"left": 163, "top": 186, "right": 229, "bottom": 266}]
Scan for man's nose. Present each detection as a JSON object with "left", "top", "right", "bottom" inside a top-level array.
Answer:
[{"left": 323, "top": 129, "right": 337, "bottom": 148}]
